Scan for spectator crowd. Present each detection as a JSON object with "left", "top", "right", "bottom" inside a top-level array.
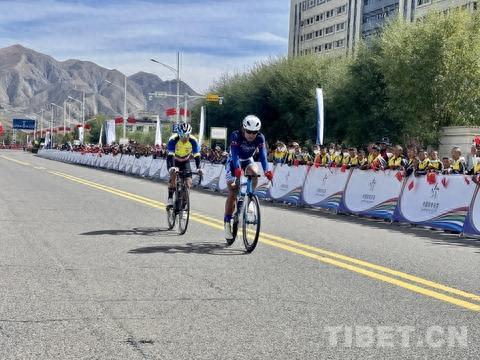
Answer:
[{"left": 45, "top": 135, "right": 480, "bottom": 183}]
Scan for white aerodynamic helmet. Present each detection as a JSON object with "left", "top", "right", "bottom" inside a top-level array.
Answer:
[{"left": 242, "top": 115, "right": 261, "bottom": 132}]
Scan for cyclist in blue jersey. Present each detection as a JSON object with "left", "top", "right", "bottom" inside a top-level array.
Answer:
[{"left": 224, "top": 115, "right": 274, "bottom": 240}]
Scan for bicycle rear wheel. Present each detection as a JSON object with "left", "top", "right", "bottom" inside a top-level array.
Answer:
[
  {"left": 242, "top": 195, "right": 261, "bottom": 253},
  {"left": 178, "top": 186, "right": 190, "bottom": 235}
]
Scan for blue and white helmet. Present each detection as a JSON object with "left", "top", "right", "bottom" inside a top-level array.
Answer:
[
  {"left": 177, "top": 122, "right": 192, "bottom": 136},
  {"left": 242, "top": 115, "right": 261, "bottom": 132}
]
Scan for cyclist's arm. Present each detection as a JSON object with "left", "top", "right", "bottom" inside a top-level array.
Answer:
[
  {"left": 230, "top": 133, "right": 240, "bottom": 169},
  {"left": 166, "top": 137, "right": 177, "bottom": 169},
  {"left": 190, "top": 137, "right": 201, "bottom": 169},
  {"left": 257, "top": 134, "right": 268, "bottom": 172}
]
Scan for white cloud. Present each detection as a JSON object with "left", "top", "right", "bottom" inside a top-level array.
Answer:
[{"left": 243, "top": 32, "right": 288, "bottom": 45}]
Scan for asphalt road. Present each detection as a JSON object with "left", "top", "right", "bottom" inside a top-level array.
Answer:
[{"left": 1, "top": 150, "right": 479, "bottom": 359}]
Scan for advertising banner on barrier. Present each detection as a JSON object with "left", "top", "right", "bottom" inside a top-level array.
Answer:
[
  {"left": 159, "top": 159, "right": 169, "bottom": 180},
  {"left": 201, "top": 163, "right": 224, "bottom": 190},
  {"left": 100, "top": 154, "right": 111, "bottom": 168},
  {"left": 217, "top": 162, "right": 272, "bottom": 197},
  {"left": 124, "top": 155, "right": 136, "bottom": 174},
  {"left": 140, "top": 156, "right": 153, "bottom": 177},
  {"left": 118, "top": 155, "right": 129, "bottom": 172},
  {"left": 463, "top": 185, "right": 480, "bottom": 235},
  {"left": 108, "top": 154, "right": 121, "bottom": 170},
  {"left": 131, "top": 157, "right": 142, "bottom": 175},
  {"left": 394, "top": 174, "right": 476, "bottom": 232},
  {"left": 302, "top": 166, "right": 350, "bottom": 210},
  {"left": 148, "top": 159, "right": 163, "bottom": 178},
  {"left": 269, "top": 164, "right": 308, "bottom": 205},
  {"left": 340, "top": 169, "right": 404, "bottom": 220}
]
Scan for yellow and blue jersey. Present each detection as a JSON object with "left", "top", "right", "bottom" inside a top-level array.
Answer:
[{"left": 167, "top": 134, "right": 200, "bottom": 160}]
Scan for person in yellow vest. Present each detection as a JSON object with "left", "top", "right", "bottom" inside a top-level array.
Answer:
[
  {"left": 358, "top": 150, "right": 369, "bottom": 169},
  {"left": 414, "top": 149, "right": 430, "bottom": 176},
  {"left": 347, "top": 147, "right": 358, "bottom": 168},
  {"left": 341, "top": 146, "right": 351, "bottom": 167},
  {"left": 428, "top": 150, "right": 443, "bottom": 173},
  {"left": 441, "top": 157, "right": 451, "bottom": 175},
  {"left": 472, "top": 146, "right": 480, "bottom": 183},
  {"left": 387, "top": 145, "right": 406, "bottom": 170},
  {"left": 405, "top": 146, "right": 417, "bottom": 176},
  {"left": 272, "top": 141, "right": 287, "bottom": 165},
  {"left": 450, "top": 147, "right": 466, "bottom": 174},
  {"left": 315, "top": 147, "right": 330, "bottom": 166},
  {"left": 332, "top": 145, "right": 344, "bottom": 167},
  {"left": 367, "top": 143, "right": 375, "bottom": 166}
]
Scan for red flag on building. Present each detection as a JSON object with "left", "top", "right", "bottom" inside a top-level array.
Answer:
[
  {"left": 76, "top": 124, "right": 83, "bottom": 128},
  {"left": 166, "top": 108, "right": 176, "bottom": 116},
  {"left": 127, "top": 116, "right": 136, "bottom": 124},
  {"left": 179, "top": 108, "right": 191, "bottom": 116},
  {"left": 84, "top": 124, "right": 92, "bottom": 130},
  {"left": 0, "top": 121, "right": 4, "bottom": 136},
  {"left": 114, "top": 116, "right": 123, "bottom": 125}
]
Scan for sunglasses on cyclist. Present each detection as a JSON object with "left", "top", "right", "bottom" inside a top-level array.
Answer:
[
  {"left": 245, "top": 129, "right": 258, "bottom": 135},
  {"left": 179, "top": 133, "right": 189, "bottom": 138}
]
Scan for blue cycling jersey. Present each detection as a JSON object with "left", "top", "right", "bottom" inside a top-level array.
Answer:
[{"left": 228, "top": 130, "right": 268, "bottom": 171}]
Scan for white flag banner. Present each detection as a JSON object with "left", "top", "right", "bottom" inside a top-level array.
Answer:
[
  {"left": 316, "top": 88, "right": 324, "bottom": 145},
  {"left": 105, "top": 120, "right": 116, "bottom": 145},
  {"left": 98, "top": 124, "right": 103, "bottom": 146},
  {"left": 44, "top": 131, "right": 51, "bottom": 148},
  {"left": 199, "top": 106, "right": 206, "bottom": 146},
  {"left": 78, "top": 126, "right": 84, "bottom": 144},
  {"left": 155, "top": 118, "right": 162, "bottom": 146}
]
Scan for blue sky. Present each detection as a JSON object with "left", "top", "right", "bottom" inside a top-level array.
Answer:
[{"left": 0, "top": 0, "right": 290, "bottom": 92}]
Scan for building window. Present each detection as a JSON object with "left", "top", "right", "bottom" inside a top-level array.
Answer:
[
  {"left": 337, "top": 5, "right": 346, "bottom": 14},
  {"left": 317, "top": 0, "right": 325, "bottom": 4},
  {"left": 417, "top": 0, "right": 431, "bottom": 5},
  {"left": 336, "top": 22, "right": 345, "bottom": 31},
  {"left": 325, "top": 25, "right": 335, "bottom": 35},
  {"left": 136, "top": 126, "right": 144, "bottom": 132},
  {"left": 126, "top": 125, "right": 133, "bottom": 132}
]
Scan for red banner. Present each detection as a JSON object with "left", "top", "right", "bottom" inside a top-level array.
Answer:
[
  {"left": 127, "top": 117, "right": 136, "bottom": 124},
  {"left": 84, "top": 124, "right": 92, "bottom": 130},
  {"left": 0, "top": 121, "right": 4, "bottom": 136},
  {"left": 114, "top": 116, "right": 123, "bottom": 125},
  {"left": 166, "top": 108, "right": 176, "bottom": 116}
]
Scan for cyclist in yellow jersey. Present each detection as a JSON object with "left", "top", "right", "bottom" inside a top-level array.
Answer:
[{"left": 166, "top": 123, "right": 203, "bottom": 207}]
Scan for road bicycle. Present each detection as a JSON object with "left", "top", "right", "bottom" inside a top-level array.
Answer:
[
  {"left": 166, "top": 169, "right": 201, "bottom": 235},
  {"left": 227, "top": 174, "right": 264, "bottom": 253}
]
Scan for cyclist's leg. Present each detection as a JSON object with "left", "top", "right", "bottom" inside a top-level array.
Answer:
[
  {"left": 183, "top": 161, "right": 193, "bottom": 189},
  {"left": 244, "top": 159, "right": 259, "bottom": 190},
  {"left": 224, "top": 160, "right": 238, "bottom": 220},
  {"left": 167, "top": 160, "right": 177, "bottom": 205}
]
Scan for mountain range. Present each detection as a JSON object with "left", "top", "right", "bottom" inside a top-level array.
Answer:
[{"left": 0, "top": 44, "right": 199, "bottom": 124}]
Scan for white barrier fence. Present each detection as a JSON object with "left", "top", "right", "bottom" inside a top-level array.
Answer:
[{"left": 37, "top": 149, "right": 480, "bottom": 236}]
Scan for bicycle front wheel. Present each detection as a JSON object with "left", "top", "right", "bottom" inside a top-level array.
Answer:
[
  {"left": 166, "top": 191, "right": 176, "bottom": 230},
  {"left": 242, "top": 195, "right": 261, "bottom": 253},
  {"left": 178, "top": 187, "right": 190, "bottom": 235}
]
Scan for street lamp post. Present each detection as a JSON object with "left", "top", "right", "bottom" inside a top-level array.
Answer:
[
  {"left": 105, "top": 76, "right": 128, "bottom": 139},
  {"left": 68, "top": 95, "right": 85, "bottom": 143},
  {"left": 150, "top": 52, "right": 180, "bottom": 123},
  {"left": 51, "top": 102, "right": 64, "bottom": 147}
]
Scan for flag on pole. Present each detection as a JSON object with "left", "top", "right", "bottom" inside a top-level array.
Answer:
[
  {"left": 198, "top": 106, "right": 205, "bottom": 147},
  {"left": 316, "top": 88, "right": 324, "bottom": 145},
  {"left": 105, "top": 120, "right": 115, "bottom": 145},
  {"left": 98, "top": 124, "right": 103, "bottom": 146},
  {"left": 78, "top": 125, "right": 84, "bottom": 144},
  {"left": 155, "top": 117, "right": 162, "bottom": 146},
  {"left": 0, "top": 121, "right": 4, "bottom": 136}
]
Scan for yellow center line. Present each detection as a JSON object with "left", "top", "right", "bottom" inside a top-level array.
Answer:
[
  {"left": 0, "top": 155, "right": 31, "bottom": 166},
  {"left": 47, "top": 170, "right": 480, "bottom": 311}
]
